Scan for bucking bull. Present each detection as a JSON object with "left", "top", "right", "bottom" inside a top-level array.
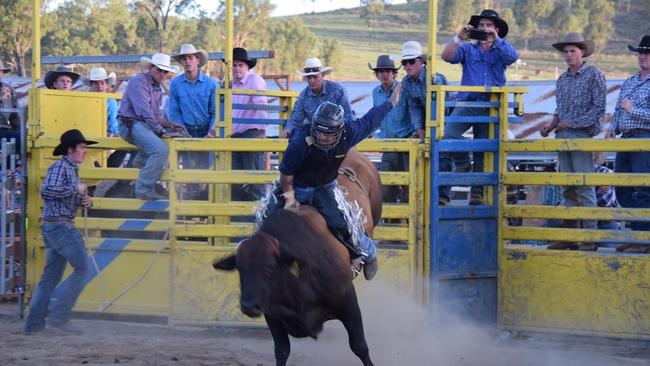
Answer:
[{"left": 213, "top": 150, "right": 381, "bottom": 366}]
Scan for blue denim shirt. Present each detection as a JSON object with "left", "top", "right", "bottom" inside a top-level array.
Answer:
[
  {"left": 167, "top": 71, "right": 220, "bottom": 130},
  {"left": 402, "top": 67, "right": 448, "bottom": 131},
  {"left": 449, "top": 38, "right": 519, "bottom": 101},
  {"left": 107, "top": 98, "right": 119, "bottom": 135},
  {"left": 373, "top": 80, "right": 412, "bottom": 138},
  {"left": 285, "top": 80, "right": 353, "bottom": 132}
]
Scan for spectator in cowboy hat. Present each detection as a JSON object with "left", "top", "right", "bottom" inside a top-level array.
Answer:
[
  {"left": 541, "top": 32, "right": 605, "bottom": 251},
  {"left": 84, "top": 67, "right": 119, "bottom": 135},
  {"left": 44, "top": 64, "right": 80, "bottom": 91},
  {"left": 229, "top": 47, "right": 268, "bottom": 202},
  {"left": 0, "top": 61, "right": 12, "bottom": 84},
  {"left": 607, "top": 35, "right": 650, "bottom": 254},
  {"left": 369, "top": 55, "right": 411, "bottom": 207},
  {"left": 23, "top": 129, "right": 96, "bottom": 335},
  {"left": 117, "top": 53, "right": 183, "bottom": 201},
  {"left": 441, "top": 9, "right": 518, "bottom": 205},
  {"left": 282, "top": 57, "right": 352, "bottom": 137},
  {"left": 0, "top": 62, "right": 20, "bottom": 151}
]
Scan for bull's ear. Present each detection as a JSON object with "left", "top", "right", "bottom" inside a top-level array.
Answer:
[{"left": 212, "top": 254, "right": 236, "bottom": 271}]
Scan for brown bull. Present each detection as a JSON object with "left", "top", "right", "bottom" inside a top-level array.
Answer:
[{"left": 213, "top": 150, "right": 381, "bottom": 366}]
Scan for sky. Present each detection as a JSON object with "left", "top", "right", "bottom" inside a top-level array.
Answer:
[{"left": 49, "top": 0, "right": 407, "bottom": 17}]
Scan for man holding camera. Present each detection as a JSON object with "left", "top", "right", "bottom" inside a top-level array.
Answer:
[{"left": 440, "top": 9, "right": 518, "bottom": 205}]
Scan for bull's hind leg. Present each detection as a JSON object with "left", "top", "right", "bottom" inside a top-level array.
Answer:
[
  {"left": 339, "top": 287, "right": 374, "bottom": 366},
  {"left": 265, "top": 314, "right": 291, "bottom": 366}
]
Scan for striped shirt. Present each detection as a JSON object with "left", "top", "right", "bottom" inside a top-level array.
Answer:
[
  {"left": 609, "top": 71, "right": 650, "bottom": 134},
  {"left": 41, "top": 156, "right": 83, "bottom": 221}
]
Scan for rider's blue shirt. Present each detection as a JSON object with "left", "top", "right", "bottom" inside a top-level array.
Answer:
[{"left": 280, "top": 101, "right": 392, "bottom": 187}]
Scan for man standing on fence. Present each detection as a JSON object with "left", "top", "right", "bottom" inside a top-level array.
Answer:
[
  {"left": 84, "top": 67, "right": 119, "bottom": 136},
  {"left": 607, "top": 35, "right": 650, "bottom": 254},
  {"left": 23, "top": 129, "right": 96, "bottom": 335},
  {"left": 118, "top": 53, "right": 183, "bottom": 201},
  {"left": 441, "top": 9, "right": 518, "bottom": 205},
  {"left": 282, "top": 58, "right": 352, "bottom": 138},
  {"left": 541, "top": 32, "right": 606, "bottom": 251},
  {"left": 229, "top": 47, "right": 268, "bottom": 201},
  {"left": 369, "top": 55, "right": 411, "bottom": 208}
]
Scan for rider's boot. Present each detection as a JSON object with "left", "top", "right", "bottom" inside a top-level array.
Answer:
[{"left": 360, "top": 234, "right": 378, "bottom": 280}]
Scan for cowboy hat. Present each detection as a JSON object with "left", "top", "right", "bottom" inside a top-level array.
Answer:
[
  {"left": 232, "top": 47, "right": 257, "bottom": 69},
  {"left": 469, "top": 9, "right": 509, "bottom": 39},
  {"left": 82, "top": 67, "right": 117, "bottom": 86},
  {"left": 44, "top": 64, "right": 81, "bottom": 90},
  {"left": 368, "top": 55, "right": 400, "bottom": 71},
  {"left": 390, "top": 41, "right": 425, "bottom": 61},
  {"left": 552, "top": 32, "right": 595, "bottom": 57},
  {"left": 140, "top": 53, "right": 180, "bottom": 73},
  {"left": 628, "top": 35, "right": 650, "bottom": 52},
  {"left": 53, "top": 129, "right": 98, "bottom": 156},
  {"left": 0, "top": 62, "right": 11, "bottom": 73},
  {"left": 172, "top": 44, "right": 209, "bottom": 68},
  {"left": 298, "top": 58, "right": 333, "bottom": 77}
]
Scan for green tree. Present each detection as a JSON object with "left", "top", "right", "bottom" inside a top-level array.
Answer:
[
  {"left": 0, "top": 0, "right": 38, "bottom": 76},
  {"left": 320, "top": 38, "right": 342, "bottom": 72},
  {"left": 442, "top": 0, "right": 473, "bottom": 32},
  {"left": 499, "top": 8, "right": 518, "bottom": 41},
  {"left": 584, "top": 0, "right": 615, "bottom": 54},
  {"left": 217, "top": 0, "right": 275, "bottom": 48},
  {"left": 513, "top": 0, "right": 554, "bottom": 51},
  {"left": 548, "top": 0, "right": 589, "bottom": 36},
  {"left": 134, "top": 0, "right": 198, "bottom": 51},
  {"left": 254, "top": 17, "right": 317, "bottom": 75}
]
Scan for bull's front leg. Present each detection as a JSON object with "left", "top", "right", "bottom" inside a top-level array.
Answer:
[
  {"left": 338, "top": 286, "right": 374, "bottom": 366},
  {"left": 265, "top": 314, "right": 291, "bottom": 366}
]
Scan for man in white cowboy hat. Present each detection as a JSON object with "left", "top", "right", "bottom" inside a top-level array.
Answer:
[
  {"left": 540, "top": 32, "right": 606, "bottom": 252},
  {"left": 168, "top": 44, "right": 219, "bottom": 140},
  {"left": 44, "top": 64, "right": 81, "bottom": 91},
  {"left": 369, "top": 55, "right": 411, "bottom": 206},
  {"left": 441, "top": 9, "right": 518, "bottom": 205},
  {"left": 282, "top": 57, "right": 352, "bottom": 138},
  {"left": 84, "top": 67, "right": 119, "bottom": 135},
  {"left": 23, "top": 129, "right": 96, "bottom": 335},
  {"left": 117, "top": 53, "right": 183, "bottom": 201},
  {"left": 229, "top": 47, "right": 268, "bottom": 201},
  {"left": 606, "top": 35, "right": 650, "bottom": 254}
]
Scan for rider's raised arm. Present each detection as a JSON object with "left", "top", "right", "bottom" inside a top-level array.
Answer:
[{"left": 345, "top": 101, "right": 393, "bottom": 148}]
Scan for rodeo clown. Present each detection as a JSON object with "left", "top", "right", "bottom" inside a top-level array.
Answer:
[{"left": 262, "top": 85, "right": 401, "bottom": 281}]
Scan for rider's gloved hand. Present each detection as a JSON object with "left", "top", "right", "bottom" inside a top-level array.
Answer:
[{"left": 282, "top": 190, "right": 298, "bottom": 209}]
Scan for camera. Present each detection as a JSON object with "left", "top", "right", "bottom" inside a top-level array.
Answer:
[{"left": 468, "top": 29, "right": 489, "bottom": 41}]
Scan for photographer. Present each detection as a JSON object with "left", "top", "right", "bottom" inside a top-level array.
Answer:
[{"left": 440, "top": 9, "right": 518, "bottom": 205}]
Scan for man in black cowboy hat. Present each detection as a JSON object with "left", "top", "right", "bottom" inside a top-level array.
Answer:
[
  {"left": 24, "top": 129, "right": 96, "bottom": 335},
  {"left": 44, "top": 64, "right": 80, "bottom": 91},
  {"left": 369, "top": 55, "right": 410, "bottom": 206},
  {"left": 230, "top": 47, "right": 268, "bottom": 201},
  {"left": 607, "top": 35, "right": 650, "bottom": 254},
  {"left": 440, "top": 9, "right": 518, "bottom": 205}
]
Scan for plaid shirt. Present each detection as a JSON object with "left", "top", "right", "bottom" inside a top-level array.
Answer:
[
  {"left": 554, "top": 63, "right": 606, "bottom": 137},
  {"left": 402, "top": 67, "right": 448, "bottom": 131},
  {"left": 609, "top": 71, "right": 650, "bottom": 134},
  {"left": 41, "top": 156, "right": 83, "bottom": 221},
  {"left": 594, "top": 164, "right": 617, "bottom": 208}
]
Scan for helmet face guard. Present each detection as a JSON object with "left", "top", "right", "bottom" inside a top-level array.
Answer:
[{"left": 310, "top": 102, "right": 345, "bottom": 151}]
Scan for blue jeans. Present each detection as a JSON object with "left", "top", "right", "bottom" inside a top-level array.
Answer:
[
  {"left": 232, "top": 129, "right": 266, "bottom": 201},
  {"left": 24, "top": 222, "right": 89, "bottom": 331},
  {"left": 556, "top": 128, "right": 598, "bottom": 230},
  {"left": 439, "top": 107, "right": 490, "bottom": 200},
  {"left": 271, "top": 182, "right": 376, "bottom": 260},
  {"left": 615, "top": 132, "right": 650, "bottom": 231},
  {"left": 119, "top": 121, "right": 168, "bottom": 197}
]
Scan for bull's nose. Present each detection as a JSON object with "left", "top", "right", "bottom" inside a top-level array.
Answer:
[{"left": 240, "top": 300, "right": 262, "bottom": 317}]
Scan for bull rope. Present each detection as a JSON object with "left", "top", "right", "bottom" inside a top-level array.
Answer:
[{"left": 337, "top": 167, "right": 369, "bottom": 198}]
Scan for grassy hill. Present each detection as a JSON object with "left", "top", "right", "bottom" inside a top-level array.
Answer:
[{"left": 287, "top": 1, "right": 646, "bottom": 81}]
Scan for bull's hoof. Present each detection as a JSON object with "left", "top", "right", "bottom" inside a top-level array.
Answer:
[{"left": 363, "top": 257, "right": 378, "bottom": 280}]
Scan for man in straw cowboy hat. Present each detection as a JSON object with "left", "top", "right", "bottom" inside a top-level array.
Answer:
[
  {"left": 117, "top": 53, "right": 183, "bottom": 201},
  {"left": 369, "top": 55, "right": 411, "bottom": 207},
  {"left": 541, "top": 32, "right": 606, "bottom": 251},
  {"left": 282, "top": 57, "right": 352, "bottom": 138},
  {"left": 84, "top": 67, "right": 119, "bottom": 135},
  {"left": 607, "top": 35, "right": 650, "bottom": 254},
  {"left": 441, "top": 9, "right": 518, "bottom": 205},
  {"left": 44, "top": 64, "right": 81, "bottom": 91},
  {"left": 168, "top": 44, "right": 219, "bottom": 140},
  {"left": 23, "top": 129, "right": 96, "bottom": 335}
]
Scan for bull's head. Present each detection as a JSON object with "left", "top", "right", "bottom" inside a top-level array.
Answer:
[{"left": 213, "top": 231, "right": 295, "bottom": 318}]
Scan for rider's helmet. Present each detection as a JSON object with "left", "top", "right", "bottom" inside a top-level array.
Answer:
[{"left": 311, "top": 102, "right": 345, "bottom": 151}]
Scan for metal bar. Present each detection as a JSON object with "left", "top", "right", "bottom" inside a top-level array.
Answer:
[
  {"left": 32, "top": 0, "right": 41, "bottom": 88},
  {"left": 444, "top": 101, "right": 519, "bottom": 108},
  {"left": 1, "top": 139, "right": 7, "bottom": 293},
  {"left": 232, "top": 104, "right": 288, "bottom": 111},
  {"left": 41, "top": 51, "right": 275, "bottom": 65},
  {"left": 505, "top": 205, "right": 650, "bottom": 221},
  {"left": 438, "top": 139, "right": 499, "bottom": 153},
  {"left": 232, "top": 118, "right": 286, "bottom": 125},
  {"left": 437, "top": 172, "right": 498, "bottom": 186},
  {"left": 217, "top": 89, "right": 299, "bottom": 98},
  {"left": 438, "top": 205, "right": 498, "bottom": 220},
  {"left": 503, "top": 226, "right": 650, "bottom": 244},
  {"left": 503, "top": 139, "right": 650, "bottom": 152},
  {"left": 503, "top": 172, "right": 650, "bottom": 186},
  {"left": 437, "top": 271, "right": 497, "bottom": 280},
  {"left": 444, "top": 116, "right": 523, "bottom": 123}
]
